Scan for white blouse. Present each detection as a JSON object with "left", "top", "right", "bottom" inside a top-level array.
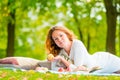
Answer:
[{"left": 52, "top": 39, "right": 120, "bottom": 73}]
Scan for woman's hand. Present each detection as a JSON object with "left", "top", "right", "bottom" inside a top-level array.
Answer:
[
  {"left": 53, "top": 55, "right": 63, "bottom": 61},
  {"left": 47, "top": 54, "right": 64, "bottom": 62}
]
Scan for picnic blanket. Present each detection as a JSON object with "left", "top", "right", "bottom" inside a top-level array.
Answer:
[
  {"left": 0, "top": 65, "right": 120, "bottom": 76},
  {"left": 48, "top": 70, "right": 120, "bottom": 76}
]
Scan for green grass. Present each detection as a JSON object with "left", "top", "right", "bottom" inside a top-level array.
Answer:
[{"left": 0, "top": 68, "right": 120, "bottom": 80}]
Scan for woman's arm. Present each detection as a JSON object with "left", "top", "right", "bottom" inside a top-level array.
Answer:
[
  {"left": 54, "top": 55, "right": 70, "bottom": 67},
  {"left": 53, "top": 55, "right": 88, "bottom": 72}
]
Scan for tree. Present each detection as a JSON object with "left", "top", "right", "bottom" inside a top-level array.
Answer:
[
  {"left": 104, "top": 0, "right": 119, "bottom": 54},
  {"left": 6, "top": 0, "right": 15, "bottom": 57}
]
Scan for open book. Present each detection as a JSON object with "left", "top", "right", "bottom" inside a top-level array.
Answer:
[
  {"left": 73, "top": 66, "right": 101, "bottom": 73},
  {"left": 89, "top": 66, "right": 101, "bottom": 73}
]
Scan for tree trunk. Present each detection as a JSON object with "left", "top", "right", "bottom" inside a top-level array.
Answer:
[
  {"left": 71, "top": 1, "right": 84, "bottom": 42},
  {"left": 118, "top": 17, "right": 120, "bottom": 54},
  {"left": 6, "top": 1, "right": 15, "bottom": 57},
  {"left": 87, "top": 33, "right": 90, "bottom": 51},
  {"left": 104, "top": 0, "right": 117, "bottom": 54}
]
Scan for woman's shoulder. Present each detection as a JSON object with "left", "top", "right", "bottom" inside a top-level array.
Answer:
[{"left": 73, "top": 39, "right": 83, "bottom": 45}]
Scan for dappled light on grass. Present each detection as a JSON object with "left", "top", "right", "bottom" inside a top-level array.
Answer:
[{"left": 0, "top": 69, "right": 120, "bottom": 80}]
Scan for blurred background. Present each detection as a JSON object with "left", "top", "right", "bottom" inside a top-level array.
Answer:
[{"left": 0, "top": 0, "right": 120, "bottom": 60}]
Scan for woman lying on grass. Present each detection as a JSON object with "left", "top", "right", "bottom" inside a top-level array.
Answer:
[
  {"left": 1, "top": 25, "right": 120, "bottom": 74},
  {"left": 44, "top": 25, "right": 120, "bottom": 73}
]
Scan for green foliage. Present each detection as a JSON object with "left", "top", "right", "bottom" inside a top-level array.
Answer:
[{"left": 0, "top": 0, "right": 119, "bottom": 59}]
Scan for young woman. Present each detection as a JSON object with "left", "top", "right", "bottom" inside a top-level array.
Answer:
[
  {"left": 46, "top": 25, "right": 120, "bottom": 73},
  {"left": 1, "top": 25, "right": 120, "bottom": 73}
]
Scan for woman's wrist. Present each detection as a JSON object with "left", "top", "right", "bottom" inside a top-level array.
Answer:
[
  {"left": 60, "top": 57, "right": 71, "bottom": 67},
  {"left": 60, "top": 56, "right": 64, "bottom": 61}
]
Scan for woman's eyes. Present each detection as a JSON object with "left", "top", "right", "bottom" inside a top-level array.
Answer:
[
  {"left": 54, "top": 34, "right": 63, "bottom": 41},
  {"left": 60, "top": 34, "right": 63, "bottom": 37},
  {"left": 54, "top": 38, "right": 58, "bottom": 41}
]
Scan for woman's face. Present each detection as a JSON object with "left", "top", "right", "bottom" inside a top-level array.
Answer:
[{"left": 52, "top": 30, "right": 70, "bottom": 48}]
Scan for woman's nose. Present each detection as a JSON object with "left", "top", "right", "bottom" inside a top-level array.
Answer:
[{"left": 57, "top": 37, "right": 61, "bottom": 41}]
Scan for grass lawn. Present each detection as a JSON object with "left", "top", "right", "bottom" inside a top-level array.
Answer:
[{"left": 0, "top": 68, "right": 120, "bottom": 80}]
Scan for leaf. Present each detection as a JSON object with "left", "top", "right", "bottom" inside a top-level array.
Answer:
[{"left": 0, "top": 72, "right": 7, "bottom": 78}]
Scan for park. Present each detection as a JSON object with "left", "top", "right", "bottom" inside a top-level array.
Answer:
[{"left": 0, "top": 0, "right": 120, "bottom": 79}]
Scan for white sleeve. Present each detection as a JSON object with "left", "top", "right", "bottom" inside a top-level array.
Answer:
[{"left": 70, "top": 40, "right": 90, "bottom": 67}]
